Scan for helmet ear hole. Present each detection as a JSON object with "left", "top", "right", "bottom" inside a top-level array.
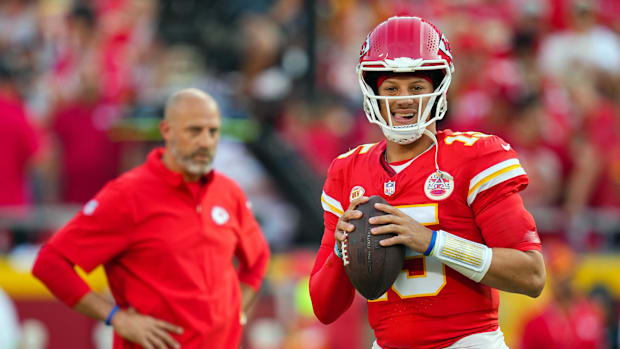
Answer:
[
  {"left": 364, "top": 71, "right": 383, "bottom": 94},
  {"left": 426, "top": 70, "right": 445, "bottom": 91}
]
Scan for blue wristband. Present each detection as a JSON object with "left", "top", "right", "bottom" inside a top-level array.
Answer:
[
  {"left": 424, "top": 230, "right": 437, "bottom": 256},
  {"left": 334, "top": 242, "right": 343, "bottom": 258},
  {"left": 105, "top": 305, "right": 120, "bottom": 326}
]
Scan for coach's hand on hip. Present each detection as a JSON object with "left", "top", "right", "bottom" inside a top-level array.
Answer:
[{"left": 111, "top": 307, "right": 184, "bottom": 349}]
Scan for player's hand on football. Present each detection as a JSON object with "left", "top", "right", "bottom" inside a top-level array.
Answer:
[
  {"left": 111, "top": 307, "right": 183, "bottom": 349},
  {"left": 334, "top": 196, "right": 370, "bottom": 250},
  {"left": 369, "top": 202, "right": 434, "bottom": 254}
]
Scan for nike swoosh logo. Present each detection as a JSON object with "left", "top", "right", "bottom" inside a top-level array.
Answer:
[{"left": 501, "top": 144, "right": 511, "bottom": 151}]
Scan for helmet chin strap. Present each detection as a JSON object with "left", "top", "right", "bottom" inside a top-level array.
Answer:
[
  {"left": 422, "top": 129, "right": 448, "bottom": 177},
  {"left": 382, "top": 127, "right": 423, "bottom": 145},
  {"left": 383, "top": 127, "right": 448, "bottom": 179}
]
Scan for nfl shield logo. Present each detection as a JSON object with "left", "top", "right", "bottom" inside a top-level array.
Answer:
[{"left": 384, "top": 180, "right": 396, "bottom": 196}]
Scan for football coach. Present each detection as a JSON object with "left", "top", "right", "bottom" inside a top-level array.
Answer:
[{"left": 33, "top": 88, "right": 270, "bottom": 349}]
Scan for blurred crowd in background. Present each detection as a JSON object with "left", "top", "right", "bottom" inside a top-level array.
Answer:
[{"left": 0, "top": 0, "right": 619, "bottom": 348}]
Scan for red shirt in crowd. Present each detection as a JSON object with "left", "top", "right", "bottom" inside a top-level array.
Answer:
[
  {"left": 52, "top": 100, "right": 123, "bottom": 203},
  {"left": 521, "top": 298, "right": 606, "bottom": 349},
  {"left": 0, "top": 96, "right": 39, "bottom": 206},
  {"left": 584, "top": 101, "right": 620, "bottom": 208},
  {"left": 33, "top": 148, "right": 270, "bottom": 348}
]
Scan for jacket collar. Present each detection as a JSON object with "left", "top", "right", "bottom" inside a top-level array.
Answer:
[{"left": 146, "top": 147, "right": 213, "bottom": 187}]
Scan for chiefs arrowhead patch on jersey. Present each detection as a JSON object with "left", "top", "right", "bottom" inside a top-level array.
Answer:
[
  {"left": 211, "top": 206, "right": 230, "bottom": 225},
  {"left": 424, "top": 171, "right": 454, "bottom": 200}
]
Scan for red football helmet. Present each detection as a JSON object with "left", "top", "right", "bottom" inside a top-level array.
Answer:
[{"left": 357, "top": 16, "right": 454, "bottom": 144}]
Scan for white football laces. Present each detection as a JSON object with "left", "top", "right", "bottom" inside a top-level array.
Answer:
[{"left": 342, "top": 233, "right": 350, "bottom": 266}]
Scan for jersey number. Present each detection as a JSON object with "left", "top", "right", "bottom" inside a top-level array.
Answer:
[
  {"left": 370, "top": 204, "right": 446, "bottom": 301},
  {"left": 444, "top": 131, "right": 490, "bottom": 146}
]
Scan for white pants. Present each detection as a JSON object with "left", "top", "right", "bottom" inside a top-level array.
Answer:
[{"left": 372, "top": 328, "right": 509, "bottom": 349}]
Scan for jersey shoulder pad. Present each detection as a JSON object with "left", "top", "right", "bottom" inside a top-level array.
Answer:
[
  {"left": 442, "top": 130, "right": 517, "bottom": 162},
  {"left": 442, "top": 131, "right": 527, "bottom": 206},
  {"left": 335, "top": 142, "right": 379, "bottom": 161},
  {"left": 323, "top": 142, "right": 380, "bottom": 218},
  {"left": 326, "top": 142, "right": 380, "bottom": 178},
  {"left": 442, "top": 130, "right": 503, "bottom": 152}
]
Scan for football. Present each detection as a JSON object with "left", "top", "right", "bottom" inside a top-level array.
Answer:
[{"left": 343, "top": 195, "right": 405, "bottom": 300}]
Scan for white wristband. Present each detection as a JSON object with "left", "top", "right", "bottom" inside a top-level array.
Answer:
[{"left": 430, "top": 230, "right": 492, "bottom": 283}]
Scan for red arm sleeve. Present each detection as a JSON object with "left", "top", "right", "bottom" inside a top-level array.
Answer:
[
  {"left": 475, "top": 192, "right": 542, "bottom": 252},
  {"left": 234, "top": 187, "right": 270, "bottom": 291},
  {"left": 310, "top": 158, "right": 356, "bottom": 324},
  {"left": 309, "top": 221, "right": 356, "bottom": 324},
  {"left": 31, "top": 244, "right": 92, "bottom": 307},
  {"left": 310, "top": 224, "right": 355, "bottom": 324}
]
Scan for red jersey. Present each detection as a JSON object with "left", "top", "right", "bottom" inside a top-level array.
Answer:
[
  {"left": 312, "top": 130, "right": 541, "bottom": 349},
  {"left": 47, "top": 148, "right": 270, "bottom": 349}
]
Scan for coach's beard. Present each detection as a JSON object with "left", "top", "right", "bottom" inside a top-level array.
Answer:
[{"left": 170, "top": 143, "right": 215, "bottom": 176}]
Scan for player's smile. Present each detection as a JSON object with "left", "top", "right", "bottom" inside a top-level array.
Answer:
[{"left": 390, "top": 108, "right": 418, "bottom": 125}]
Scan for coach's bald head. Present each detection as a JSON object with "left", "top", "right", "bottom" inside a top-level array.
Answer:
[{"left": 160, "top": 88, "right": 221, "bottom": 181}]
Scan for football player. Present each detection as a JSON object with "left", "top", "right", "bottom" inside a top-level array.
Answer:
[{"left": 309, "top": 16, "right": 545, "bottom": 349}]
